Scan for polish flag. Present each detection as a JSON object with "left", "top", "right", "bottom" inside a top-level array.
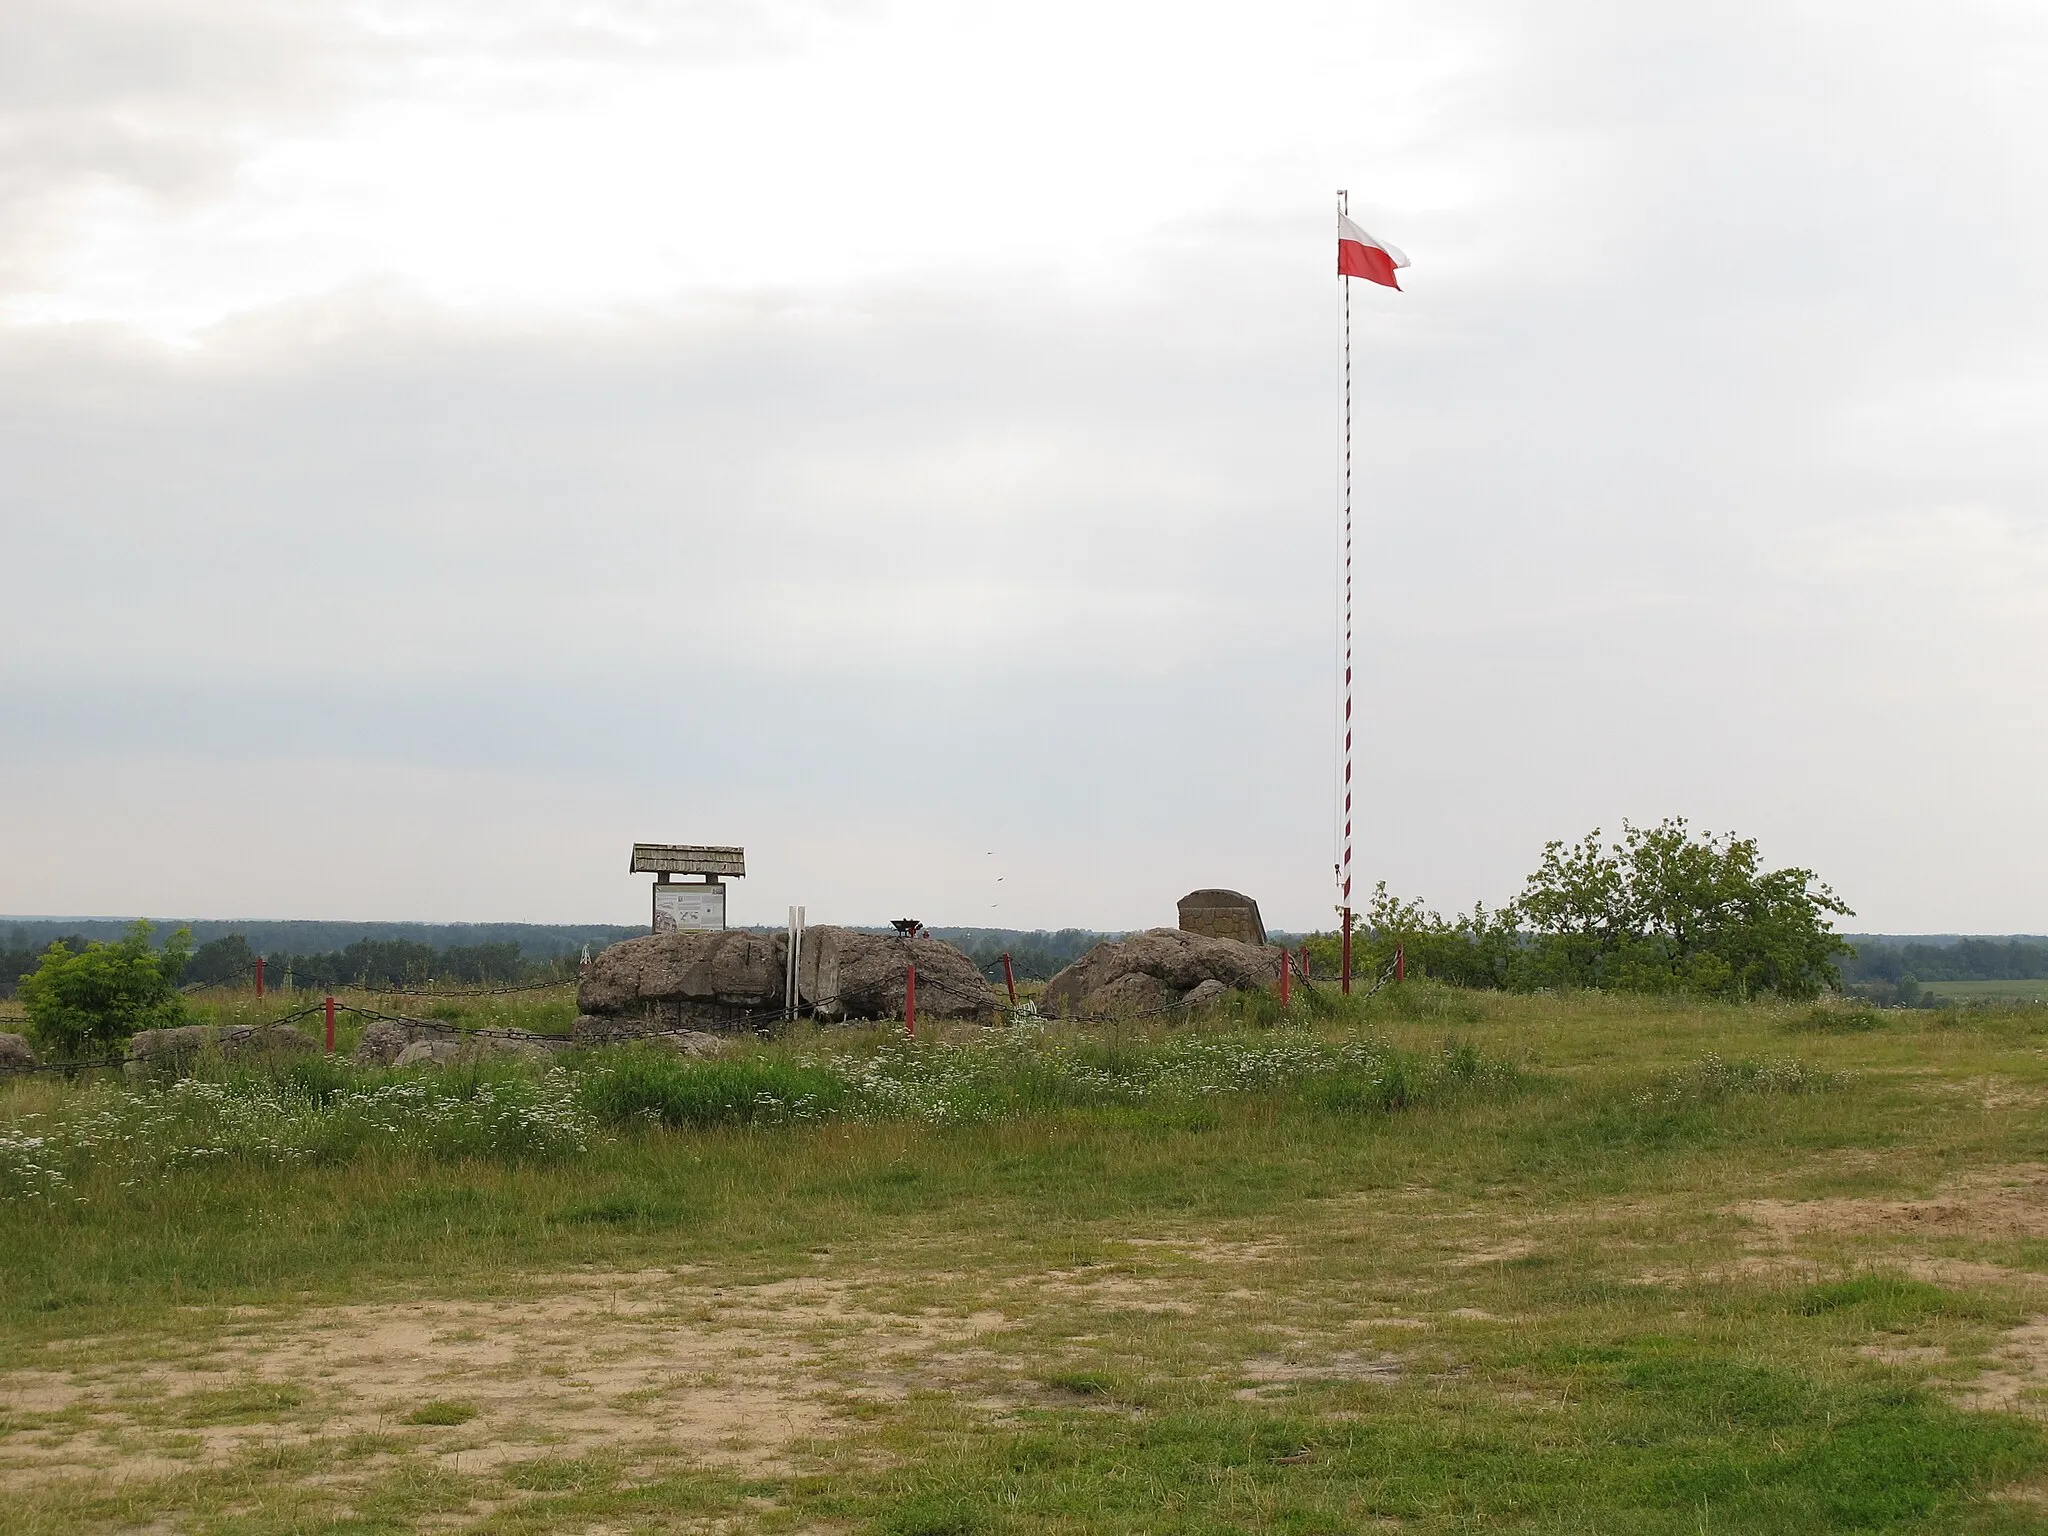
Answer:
[{"left": 1337, "top": 214, "right": 1408, "bottom": 289}]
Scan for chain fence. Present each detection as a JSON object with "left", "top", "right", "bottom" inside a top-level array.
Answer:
[{"left": 7, "top": 952, "right": 1409, "bottom": 1078}]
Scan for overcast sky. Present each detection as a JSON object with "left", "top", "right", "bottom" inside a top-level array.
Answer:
[{"left": 3, "top": 0, "right": 2044, "bottom": 934}]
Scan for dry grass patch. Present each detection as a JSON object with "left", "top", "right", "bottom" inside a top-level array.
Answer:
[
  {"left": 0, "top": 1269, "right": 1017, "bottom": 1499},
  {"left": 1733, "top": 1163, "right": 2048, "bottom": 1246}
]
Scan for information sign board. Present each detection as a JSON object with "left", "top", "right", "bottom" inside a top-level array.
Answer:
[{"left": 653, "top": 883, "right": 726, "bottom": 933}]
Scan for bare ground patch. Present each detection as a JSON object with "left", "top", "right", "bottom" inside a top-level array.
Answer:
[
  {"left": 1951, "top": 1319, "right": 2048, "bottom": 1419},
  {"left": 1233, "top": 1351, "right": 1405, "bottom": 1400},
  {"left": 0, "top": 1271, "right": 1009, "bottom": 1495},
  {"left": 1730, "top": 1164, "right": 2048, "bottom": 1246}
]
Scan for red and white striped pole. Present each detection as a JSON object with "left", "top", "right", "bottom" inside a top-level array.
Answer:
[
  {"left": 1338, "top": 188, "right": 1356, "bottom": 996},
  {"left": 905, "top": 964, "right": 916, "bottom": 1037}
]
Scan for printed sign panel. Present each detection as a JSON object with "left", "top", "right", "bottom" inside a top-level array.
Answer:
[{"left": 653, "top": 883, "right": 727, "bottom": 933}]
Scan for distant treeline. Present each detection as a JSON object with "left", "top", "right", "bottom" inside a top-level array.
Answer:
[
  {"left": 16, "top": 896, "right": 2035, "bottom": 1000},
  {"left": 927, "top": 928, "right": 1121, "bottom": 982},
  {"left": 1, "top": 932, "right": 90, "bottom": 996},
  {"left": 1840, "top": 937, "right": 2048, "bottom": 984},
  {"left": 180, "top": 934, "right": 572, "bottom": 990},
  {"left": 2, "top": 920, "right": 1132, "bottom": 994},
  {"left": 1, "top": 923, "right": 629, "bottom": 994},
  {"left": 0, "top": 918, "right": 641, "bottom": 967}
]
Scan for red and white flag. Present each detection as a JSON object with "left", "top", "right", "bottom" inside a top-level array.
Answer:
[{"left": 1337, "top": 214, "right": 1408, "bottom": 289}]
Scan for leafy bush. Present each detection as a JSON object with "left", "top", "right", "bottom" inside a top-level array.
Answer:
[
  {"left": 1304, "top": 818, "right": 1854, "bottom": 1001},
  {"left": 1515, "top": 819, "right": 1852, "bottom": 999},
  {"left": 19, "top": 921, "right": 191, "bottom": 1060}
]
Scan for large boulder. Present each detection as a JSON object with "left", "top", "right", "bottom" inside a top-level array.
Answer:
[
  {"left": 127, "top": 1021, "right": 317, "bottom": 1076},
  {"left": 568, "top": 1016, "right": 727, "bottom": 1056},
  {"left": 0, "top": 1033, "right": 35, "bottom": 1073},
  {"left": 576, "top": 930, "right": 783, "bottom": 1031},
  {"left": 792, "top": 927, "right": 997, "bottom": 1022},
  {"left": 356, "top": 1018, "right": 554, "bottom": 1067},
  {"left": 1039, "top": 929, "right": 1282, "bottom": 1018},
  {"left": 576, "top": 926, "right": 998, "bottom": 1032}
]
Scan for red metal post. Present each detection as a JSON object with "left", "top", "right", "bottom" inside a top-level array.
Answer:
[
  {"left": 1340, "top": 909, "right": 1353, "bottom": 994},
  {"left": 1000, "top": 952, "right": 1017, "bottom": 1007},
  {"left": 1395, "top": 945, "right": 1406, "bottom": 984},
  {"left": 1279, "top": 948, "right": 1291, "bottom": 1006},
  {"left": 905, "top": 964, "right": 916, "bottom": 1036},
  {"left": 324, "top": 994, "right": 336, "bottom": 1054},
  {"left": 255, "top": 955, "right": 265, "bottom": 999},
  {"left": 1298, "top": 946, "right": 1310, "bottom": 982}
]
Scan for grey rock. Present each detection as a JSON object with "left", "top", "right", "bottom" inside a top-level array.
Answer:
[
  {"left": 1181, "top": 978, "right": 1232, "bottom": 1009},
  {"left": 789, "top": 927, "right": 997, "bottom": 1023},
  {"left": 228, "top": 1022, "right": 317, "bottom": 1061},
  {"left": 1040, "top": 929, "right": 1282, "bottom": 1018},
  {"left": 0, "top": 1033, "right": 35, "bottom": 1073},
  {"left": 1177, "top": 888, "right": 1267, "bottom": 947},
  {"left": 358, "top": 1017, "right": 553, "bottom": 1068},
  {"left": 1081, "top": 971, "right": 1178, "bottom": 1017},
  {"left": 576, "top": 927, "right": 998, "bottom": 1029},
  {"left": 126, "top": 1024, "right": 215, "bottom": 1069},
  {"left": 568, "top": 1015, "right": 729, "bottom": 1056},
  {"left": 576, "top": 930, "right": 783, "bottom": 1030},
  {"left": 125, "top": 1021, "right": 316, "bottom": 1077},
  {"left": 570, "top": 1013, "right": 641, "bottom": 1045},
  {"left": 355, "top": 1019, "right": 423, "bottom": 1067}
]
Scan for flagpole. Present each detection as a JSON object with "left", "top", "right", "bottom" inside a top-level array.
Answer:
[{"left": 1338, "top": 189, "right": 1355, "bottom": 993}]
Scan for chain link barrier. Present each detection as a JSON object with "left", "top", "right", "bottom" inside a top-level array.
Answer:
[{"left": 8, "top": 954, "right": 1408, "bottom": 1076}]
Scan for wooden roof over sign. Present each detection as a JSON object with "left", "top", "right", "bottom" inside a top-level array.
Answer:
[{"left": 630, "top": 844, "right": 746, "bottom": 877}]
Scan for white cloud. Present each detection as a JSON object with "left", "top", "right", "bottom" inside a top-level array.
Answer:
[{"left": 3, "top": 0, "right": 2047, "bottom": 932}]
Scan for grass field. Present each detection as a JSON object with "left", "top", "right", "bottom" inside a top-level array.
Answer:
[
  {"left": 7, "top": 985, "right": 2048, "bottom": 1533},
  {"left": 1920, "top": 982, "right": 2048, "bottom": 1006}
]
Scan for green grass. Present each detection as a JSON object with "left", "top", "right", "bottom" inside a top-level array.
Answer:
[
  {"left": 405, "top": 1399, "right": 480, "bottom": 1426},
  {"left": 5, "top": 986, "right": 2048, "bottom": 1532},
  {"left": 1919, "top": 980, "right": 2048, "bottom": 1004}
]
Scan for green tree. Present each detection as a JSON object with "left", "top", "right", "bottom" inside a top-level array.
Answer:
[
  {"left": 1301, "top": 883, "right": 1521, "bottom": 989},
  {"left": 19, "top": 921, "right": 192, "bottom": 1060},
  {"left": 183, "top": 932, "right": 257, "bottom": 987},
  {"left": 1513, "top": 830, "right": 1630, "bottom": 988},
  {"left": 1517, "top": 819, "right": 1851, "bottom": 999}
]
